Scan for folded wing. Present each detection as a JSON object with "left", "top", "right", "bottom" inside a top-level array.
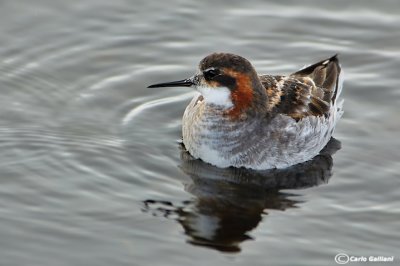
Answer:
[{"left": 259, "top": 55, "right": 342, "bottom": 121}]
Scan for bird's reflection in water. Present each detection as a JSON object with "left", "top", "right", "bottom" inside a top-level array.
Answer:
[{"left": 142, "top": 138, "right": 341, "bottom": 253}]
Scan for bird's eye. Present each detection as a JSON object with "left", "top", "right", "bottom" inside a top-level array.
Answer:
[{"left": 203, "top": 68, "right": 220, "bottom": 80}]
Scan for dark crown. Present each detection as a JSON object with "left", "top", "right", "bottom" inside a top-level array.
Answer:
[{"left": 199, "top": 53, "right": 255, "bottom": 73}]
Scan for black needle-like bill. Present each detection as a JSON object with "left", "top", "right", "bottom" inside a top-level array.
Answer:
[{"left": 147, "top": 78, "right": 193, "bottom": 88}]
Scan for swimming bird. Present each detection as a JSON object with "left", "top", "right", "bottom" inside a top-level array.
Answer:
[{"left": 148, "top": 53, "right": 343, "bottom": 170}]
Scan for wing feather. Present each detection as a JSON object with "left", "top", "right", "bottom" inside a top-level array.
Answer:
[{"left": 259, "top": 55, "right": 342, "bottom": 121}]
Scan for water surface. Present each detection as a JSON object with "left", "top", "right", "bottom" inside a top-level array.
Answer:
[{"left": 0, "top": 1, "right": 399, "bottom": 265}]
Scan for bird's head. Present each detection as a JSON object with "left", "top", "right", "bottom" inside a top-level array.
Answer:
[{"left": 148, "top": 53, "right": 267, "bottom": 118}]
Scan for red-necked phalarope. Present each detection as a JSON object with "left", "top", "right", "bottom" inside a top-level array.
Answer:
[{"left": 148, "top": 53, "right": 343, "bottom": 170}]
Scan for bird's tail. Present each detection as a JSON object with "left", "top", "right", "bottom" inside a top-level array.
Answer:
[{"left": 291, "top": 54, "right": 342, "bottom": 104}]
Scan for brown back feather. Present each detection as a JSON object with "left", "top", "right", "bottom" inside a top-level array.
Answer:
[
  {"left": 260, "top": 55, "right": 341, "bottom": 121},
  {"left": 291, "top": 54, "right": 341, "bottom": 104}
]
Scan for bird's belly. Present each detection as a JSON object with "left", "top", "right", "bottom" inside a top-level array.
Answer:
[{"left": 182, "top": 96, "right": 340, "bottom": 170}]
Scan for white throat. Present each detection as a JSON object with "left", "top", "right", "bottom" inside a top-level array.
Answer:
[{"left": 196, "top": 86, "right": 233, "bottom": 108}]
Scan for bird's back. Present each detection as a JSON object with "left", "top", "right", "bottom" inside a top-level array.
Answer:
[{"left": 260, "top": 55, "right": 342, "bottom": 121}]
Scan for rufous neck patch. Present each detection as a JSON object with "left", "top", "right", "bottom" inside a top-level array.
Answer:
[{"left": 225, "top": 70, "right": 254, "bottom": 118}]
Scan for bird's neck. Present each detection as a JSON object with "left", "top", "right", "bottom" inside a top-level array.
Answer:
[{"left": 227, "top": 76, "right": 268, "bottom": 119}]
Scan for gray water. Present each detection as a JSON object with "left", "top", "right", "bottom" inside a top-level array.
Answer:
[{"left": 0, "top": 1, "right": 399, "bottom": 266}]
